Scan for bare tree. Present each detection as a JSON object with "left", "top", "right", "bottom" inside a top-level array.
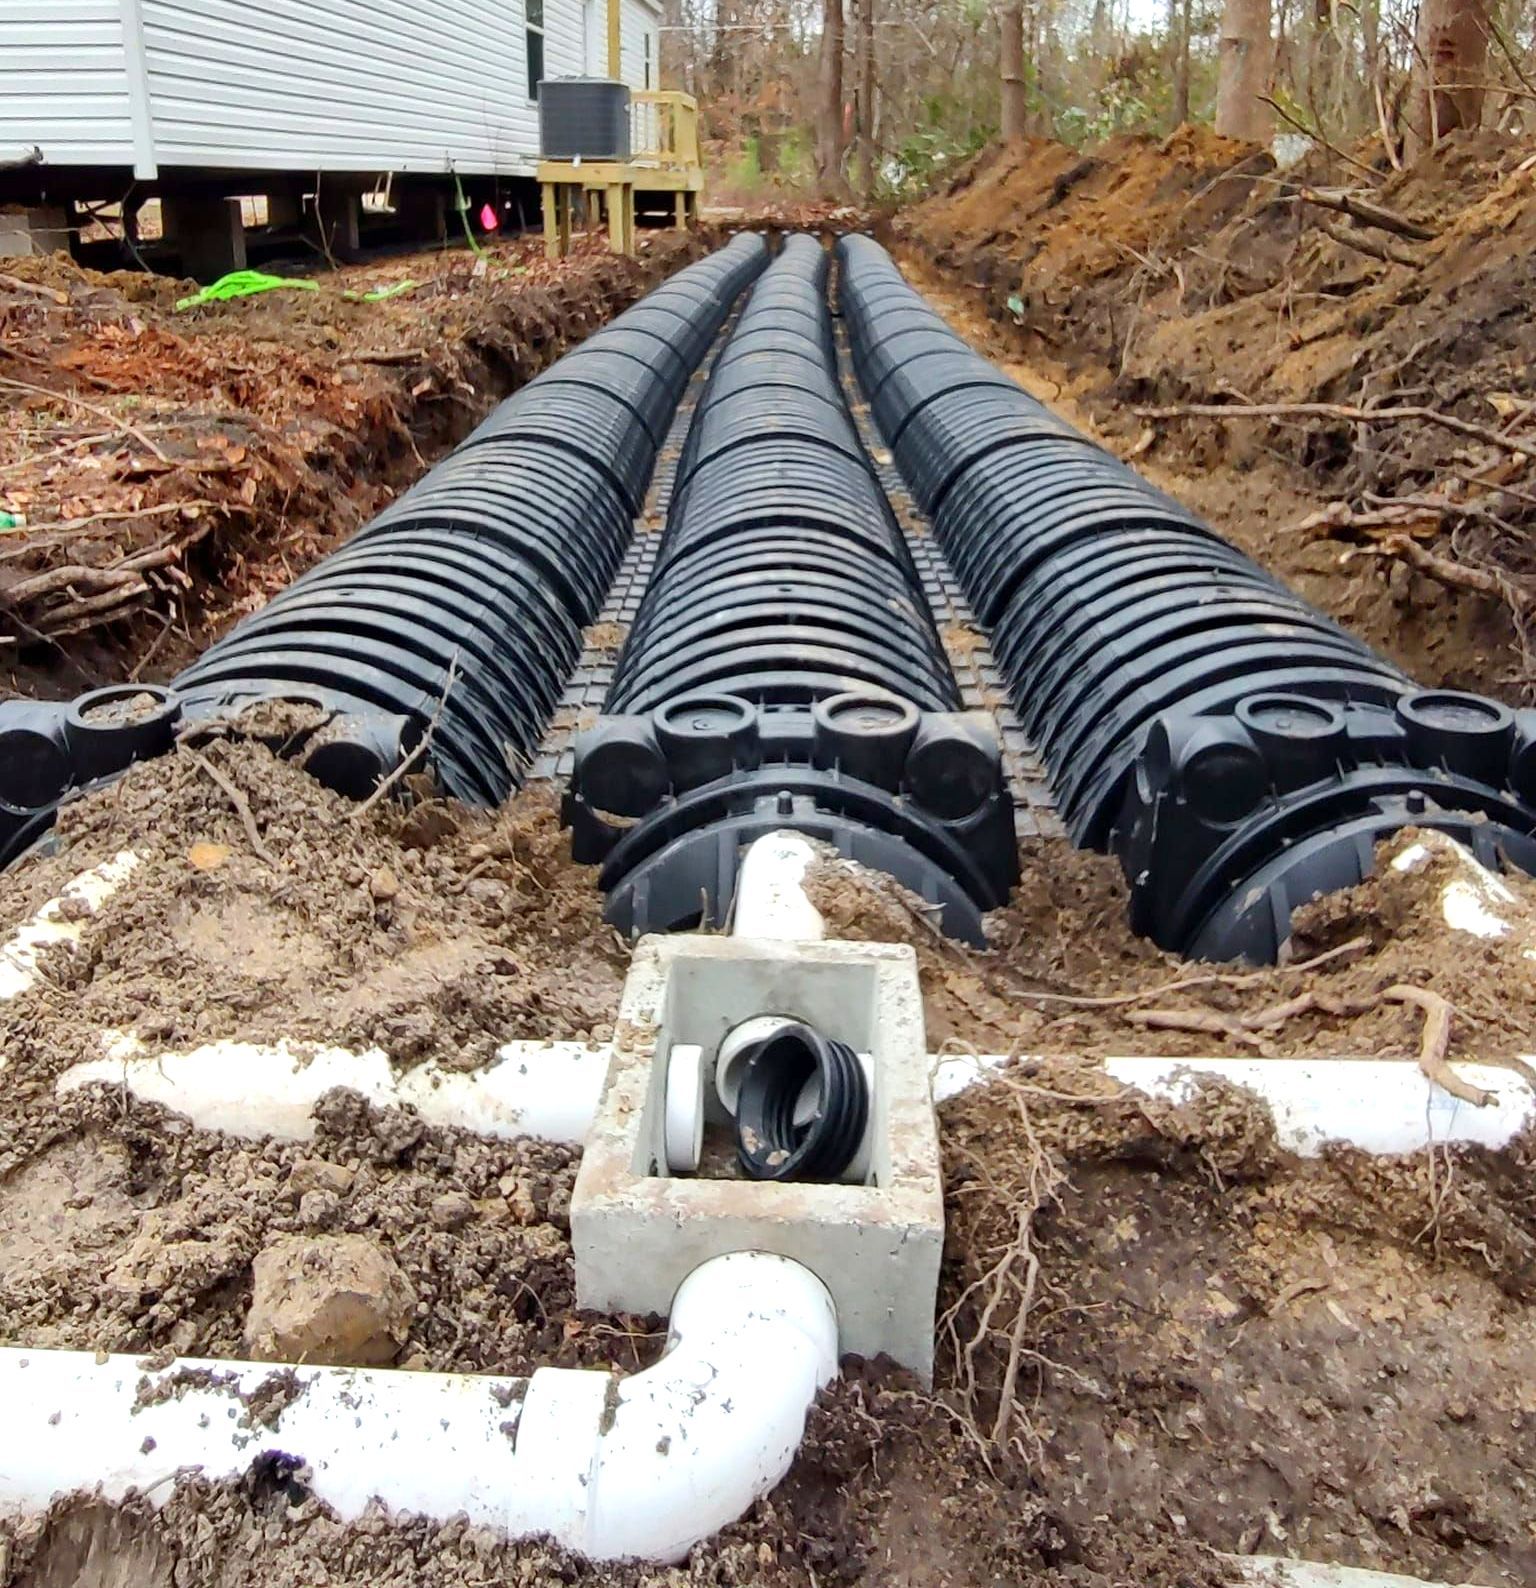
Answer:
[
  {"left": 853, "top": 0, "right": 877, "bottom": 192},
  {"left": 1000, "top": 0, "right": 1028, "bottom": 139},
  {"left": 1216, "top": 0, "right": 1274, "bottom": 140},
  {"left": 1170, "top": 0, "right": 1193, "bottom": 123},
  {"left": 1405, "top": 0, "right": 1491, "bottom": 156},
  {"left": 815, "top": 0, "right": 847, "bottom": 188}
]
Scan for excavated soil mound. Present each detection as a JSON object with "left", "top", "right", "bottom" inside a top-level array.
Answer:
[
  {"left": 901, "top": 127, "right": 1536, "bottom": 700},
  {"left": 808, "top": 831, "right": 1536, "bottom": 1071}
]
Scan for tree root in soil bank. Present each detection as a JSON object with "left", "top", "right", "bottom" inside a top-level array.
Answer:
[
  {"left": 939, "top": 1072, "right": 1073, "bottom": 1465},
  {"left": 1125, "top": 982, "right": 1509, "bottom": 1105}
]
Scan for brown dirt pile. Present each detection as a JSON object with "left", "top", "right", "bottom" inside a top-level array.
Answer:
[
  {"left": 908, "top": 124, "right": 1268, "bottom": 328},
  {"left": 807, "top": 828, "right": 1536, "bottom": 1072},
  {"left": 0, "top": 735, "right": 626, "bottom": 1178},
  {"left": 0, "top": 233, "right": 701, "bottom": 691},
  {"left": 940, "top": 1060, "right": 1536, "bottom": 1584},
  {"left": 0, "top": 740, "right": 636, "bottom": 1371},
  {"left": 900, "top": 127, "right": 1536, "bottom": 698}
]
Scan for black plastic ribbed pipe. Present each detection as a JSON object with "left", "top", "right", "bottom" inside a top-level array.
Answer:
[
  {"left": 838, "top": 233, "right": 1536, "bottom": 963},
  {"left": 564, "top": 234, "right": 1019, "bottom": 943}
]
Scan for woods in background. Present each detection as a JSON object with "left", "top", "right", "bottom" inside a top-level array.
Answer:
[{"left": 660, "top": 0, "right": 1532, "bottom": 197}]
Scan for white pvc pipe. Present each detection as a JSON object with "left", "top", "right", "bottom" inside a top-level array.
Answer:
[
  {"left": 932, "top": 1054, "right": 1536, "bottom": 1157},
  {"left": 57, "top": 1036, "right": 609, "bottom": 1145},
  {"left": 1229, "top": 1558, "right": 1495, "bottom": 1588},
  {"left": 1389, "top": 833, "right": 1520, "bottom": 942},
  {"left": 731, "top": 830, "right": 825, "bottom": 941},
  {"left": 1104, "top": 1056, "right": 1534, "bottom": 1156},
  {"left": 0, "top": 850, "right": 139, "bottom": 1012},
  {"left": 0, "top": 1251, "right": 837, "bottom": 1563}
]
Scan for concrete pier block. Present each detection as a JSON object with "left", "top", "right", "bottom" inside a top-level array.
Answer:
[{"left": 0, "top": 205, "right": 71, "bottom": 259}]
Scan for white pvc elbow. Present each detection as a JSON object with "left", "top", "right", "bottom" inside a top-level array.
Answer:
[
  {"left": 732, "top": 830, "right": 825, "bottom": 941},
  {"left": 0, "top": 1251, "right": 837, "bottom": 1563}
]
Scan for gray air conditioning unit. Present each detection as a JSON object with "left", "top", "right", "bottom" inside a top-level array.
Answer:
[{"left": 539, "top": 78, "right": 632, "bottom": 161}]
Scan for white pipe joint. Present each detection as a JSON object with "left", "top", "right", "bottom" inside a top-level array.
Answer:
[{"left": 0, "top": 1251, "right": 837, "bottom": 1563}]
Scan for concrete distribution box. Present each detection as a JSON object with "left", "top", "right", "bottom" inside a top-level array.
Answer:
[{"left": 571, "top": 932, "right": 945, "bottom": 1381}]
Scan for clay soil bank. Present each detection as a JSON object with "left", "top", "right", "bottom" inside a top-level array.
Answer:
[{"left": 898, "top": 126, "right": 1536, "bottom": 701}]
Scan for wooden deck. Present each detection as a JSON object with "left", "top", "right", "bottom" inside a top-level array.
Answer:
[{"left": 539, "top": 91, "right": 704, "bottom": 258}]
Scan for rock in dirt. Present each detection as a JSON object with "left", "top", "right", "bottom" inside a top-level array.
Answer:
[
  {"left": 244, "top": 1234, "right": 415, "bottom": 1367},
  {"left": 285, "top": 1158, "right": 355, "bottom": 1198},
  {"left": 428, "top": 1191, "right": 474, "bottom": 1230}
]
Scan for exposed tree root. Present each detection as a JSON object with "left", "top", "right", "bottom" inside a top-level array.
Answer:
[{"left": 1123, "top": 982, "right": 1495, "bottom": 1106}]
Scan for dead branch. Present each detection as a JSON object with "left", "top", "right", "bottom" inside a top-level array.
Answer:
[
  {"left": 1296, "top": 187, "right": 1437, "bottom": 241},
  {"left": 2, "top": 520, "right": 216, "bottom": 628},
  {"left": 1490, "top": 17, "right": 1536, "bottom": 100},
  {"left": 351, "top": 348, "right": 428, "bottom": 364},
  {"left": 1124, "top": 1007, "right": 1268, "bottom": 1048},
  {"left": 350, "top": 651, "right": 461, "bottom": 818},
  {"left": 1315, "top": 217, "right": 1423, "bottom": 268},
  {"left": 1372, "top": 77, "right": 1404, "bottom": 173},
  {"left": 1125, "top": 980, "right": 1495, "bottom": 1109},
  {"left": 180, "top": 743, "right": 277, "bottom": 867},
  {"left": 1359, "top": 533, "right": 1533, "bottom": 616},
  {"left": 0, "top": 375, "right": 170, "bottom": 463},
  {"left": 1008, "top": 935, "right": 1370, "bottom": 1010},
  {"left": 0, "top": 272, "right": 70, "bottom": 306},
  {"left": 1134, "top": 400, "right": 1531, "bottom": 459}
]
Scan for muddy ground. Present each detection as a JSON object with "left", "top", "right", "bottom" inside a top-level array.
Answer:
[
  {"left": 2, "top": 737, "right": 1536, "bottom": 1586},
  {"left": 900, "top": 126, "right": 1536, "bottom": 701}
]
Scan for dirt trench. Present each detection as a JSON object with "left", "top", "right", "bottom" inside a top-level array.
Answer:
[
  {"left": 0, "top": 231, "right": 704, "bottom": 698},
  {"left": 5, "top": 191, "right": 1536, "bottom": 1584}
]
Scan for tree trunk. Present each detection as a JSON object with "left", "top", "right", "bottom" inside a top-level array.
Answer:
[
  {"left": 999, "top": 1, "right": 1027, "bottom": 141},
  {"left": 853, "top": 0, "right": 877, "bottom": 193},
  {"left": 1172, "top": 0, "right": 1193, "bottom": 124},
  {"left": 1404, "top": 0, "right": 1491, "bottom": 158},
  {"left": 1361, "top": 0, "right": 1380, "bottom": 89},
  {"left": 815, "top": 0, "right": 846, "bottom": 189},
  {"left": 1310, "top": 0, "right": 1339, "bottom": 122},
  {"left": 1215, "top": 0, "right": 1273, "bottom": 142}
]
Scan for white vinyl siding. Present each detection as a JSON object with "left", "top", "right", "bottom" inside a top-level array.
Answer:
[
  {"left": 139, "top": 0, "right": 581, "bottom": 173},
  {"left": 618, "top": 0, "right": 656, "bottom": 93},
  {"left": 0, "top": 0, "right": 662, "bottom": 176},
  {"left": 0, "top": 0, "right": 138, "bottom": 168},
  {"left": 582, "top": 0, "right": 659, "bottom": 84}
]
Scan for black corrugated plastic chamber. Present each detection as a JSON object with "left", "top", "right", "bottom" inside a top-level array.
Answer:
[
  {"left": 0, "top": 236, "right": 769, "bottom": 868},
  {"left": 564, "top": 234, "right": 1019, "bottom": 943},
  {"left": 838, "top": 232, "right": 1536, "bottom": 963}
]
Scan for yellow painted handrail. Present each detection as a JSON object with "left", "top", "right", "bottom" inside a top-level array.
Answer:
[{"left": 631, "top": 90, "right": 700, "bottom": 168}]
